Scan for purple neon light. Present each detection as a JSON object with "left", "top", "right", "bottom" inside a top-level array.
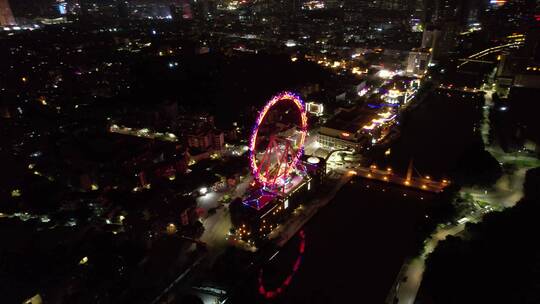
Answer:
[{"left": 248, "top": 91, "right": 308, "bottom": 187}]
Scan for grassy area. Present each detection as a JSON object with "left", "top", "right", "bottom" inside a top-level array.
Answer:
[
  {"left": 511, "top": 159, "right": 540, "bottom": 168},
  {"left": 475, "top": 200, "right": 490, "bottom": 208}
]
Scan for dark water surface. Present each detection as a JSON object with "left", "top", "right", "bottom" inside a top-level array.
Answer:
[{"left": 258, "top": 178, "right": 433, "bottom": 303}]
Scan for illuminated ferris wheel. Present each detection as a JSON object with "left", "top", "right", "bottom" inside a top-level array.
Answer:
[{"left": 248, "top": 92, "right": 308, "bottom": 188}]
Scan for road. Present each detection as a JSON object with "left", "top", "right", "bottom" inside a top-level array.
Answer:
[
  {"left": 393, "top": 222, "right": 466, "bottom": 304},
  {"left": 392, "top": 206, "right": 492, "bottom": 304},
  {"left": 466, "top": 88, "right": 539, "bottom": 208},
  {"left": 197, "top": 176, "right": 252, "bottom": 259}
]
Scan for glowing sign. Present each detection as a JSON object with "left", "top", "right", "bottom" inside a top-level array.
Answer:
[
  {"left": 306, "top": 102, "right": 324, "bottom": 116},
  {"left": 57, "top": 2, "right": 67, "bottom": 15}
]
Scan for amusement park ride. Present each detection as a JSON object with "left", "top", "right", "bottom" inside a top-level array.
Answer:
[
  {"left": 227, "top": 92, "right": 320, "bottom": 299},
  {"left": 231, "top": 91, "right": 325, "bottom": 243},
  {"left": 248, "top": 91, "right": 308, "bottom": 190}
]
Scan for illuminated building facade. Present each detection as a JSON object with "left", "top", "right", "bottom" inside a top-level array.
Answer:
[
  {"left": 230, "top": 156, "right": 325, "bottom": 242},
  {"left": 187, "top": 129, "right": 225, "bottom": 151},
  {"left": 421, "top": 25, "right": 456, "bottom": 60},
  {"left": 306, "top": 102, "right": 324, "bottom": 116},
  {"left": 318, "top": 128, "right": 364, "bottom": 151},
  {"left": 231, "top": 177, "right": 311, "bottom": 242},
  {"left": 406, "top": 48, "right": 432, "bottom": 76},
  {"left": 317, "top": 107, "right": 376, "bottom": 151},
  {"left": 0, "top": 0, "right": 15, "bottom": 26}
]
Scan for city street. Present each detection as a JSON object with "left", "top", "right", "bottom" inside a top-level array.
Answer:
[
  {"left": 197, "top": 176, "right": 252, "bottom": 259},
  {"left": 393, "top": 222, "right": 466, "bottom": 304}
]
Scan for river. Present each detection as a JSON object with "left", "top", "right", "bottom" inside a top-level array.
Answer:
[{"left": 251, "top": 177, "right": 434, "bottom": 303}]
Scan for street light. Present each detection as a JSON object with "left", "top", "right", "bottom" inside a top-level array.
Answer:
[
  {"left": 166, "top": 223, "right": 177, "bottom": 235},
  {"left": 79, "top": 256, "right": 89, "bottom": 265},
  {"left": 199, "top": 187, "right": 208, "bottom": 195}
]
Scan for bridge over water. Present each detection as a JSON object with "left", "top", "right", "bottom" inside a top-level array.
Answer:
[{"left": 349, "top": 165, "right": 450, "bottom": 193}]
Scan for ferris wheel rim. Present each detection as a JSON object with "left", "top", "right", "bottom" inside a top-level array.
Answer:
[{"left": 248, "top": 91, "right": 308, "bottom": 187}]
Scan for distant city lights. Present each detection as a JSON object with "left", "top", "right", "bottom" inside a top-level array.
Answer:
[
  {"left": 378, "top": 69, "right": 395, "bottom": 79},
  {"left": 302, "top": 0, "right": 325, "bottom": 10},
  {"left": 285, "top": 40, "right": 297, "bottom": 47},
  {"left": 490, "top": 0, "right": 507, "bottom": 7},
  {"left": 199, "top": 187, "right": 208, "bottom": 195}
]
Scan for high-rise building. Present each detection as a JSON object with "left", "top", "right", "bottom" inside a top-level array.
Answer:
[
  {"left": 424, "top": 0, "right": 482, "bottom": 28},
  {"left": 419, "top": 0, "right": 483, "bottom": 59},
  {"left": 420, "top": 23, "right": 461, "bottom": 60},
  {"left": 407, "top": 48, "right": 432, "bottom": 76},
  {"left": 0, "top": 0, "right": 16, "bottom": 26},
  {"left": 432, "top": 0, "right": 470, "bottom": 26}
]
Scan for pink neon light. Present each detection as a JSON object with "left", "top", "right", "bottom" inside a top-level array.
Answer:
[
  {"left": 249, "top": 92, "right": 308, "bottom": 187},
  {"left": 258, "top": 230, "right": 306, "bottom": 299}
]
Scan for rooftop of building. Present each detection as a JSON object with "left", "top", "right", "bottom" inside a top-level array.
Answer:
[
  {"left": 242, "top": 173, "right": 308, "bottom": 211},
  {"left": 322, "top": 106, "right": 378, "bottom": 133}
]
